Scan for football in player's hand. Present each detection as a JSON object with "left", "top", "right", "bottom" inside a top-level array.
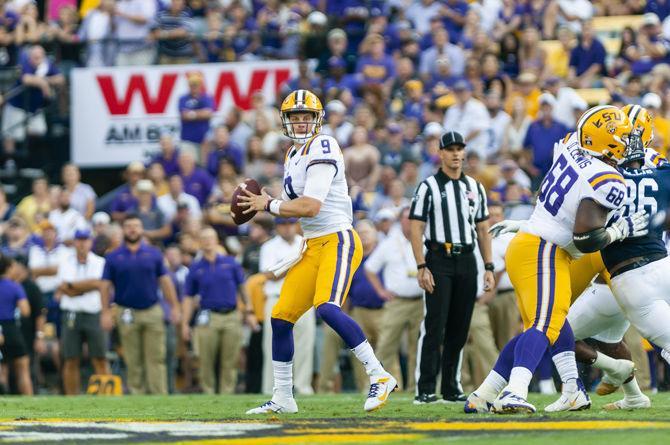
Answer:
[{"left": 231, "top": 178, "right": 262, "bottom": 225}]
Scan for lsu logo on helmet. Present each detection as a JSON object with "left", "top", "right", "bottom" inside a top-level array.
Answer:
[{"left": 577, "top": 105, "right": 633, "bottom": 165}]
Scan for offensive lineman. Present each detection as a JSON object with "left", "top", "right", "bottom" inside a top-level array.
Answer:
[
  {"left": 241, "top": 90, "right": 397, "bottom": 414},
  {"left": 466, "top": 106, "right": 648, "bottom": 414}
]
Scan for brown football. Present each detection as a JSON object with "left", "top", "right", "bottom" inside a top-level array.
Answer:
[{"left": 231, "top": 178, "right": 262, "bottom": 225}]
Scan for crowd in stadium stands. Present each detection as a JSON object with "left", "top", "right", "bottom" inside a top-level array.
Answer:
[{"left": 0, "top": 0, "right": 669, "bottom": 395}]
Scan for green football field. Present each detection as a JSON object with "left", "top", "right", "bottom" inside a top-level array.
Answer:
[{"left": 0, "top": 393, "right": 669, "bottom": 444}]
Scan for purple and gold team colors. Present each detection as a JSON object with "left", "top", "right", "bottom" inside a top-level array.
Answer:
[
  {"left": 271, "top": 127, "right": 358, "bottom": 324},
  {"left": 271, "top": 228, "right": 362, "bottom": 324},
  {"left": 511, "top": 132, "right": 626, "bottom": 343},
  {"left": 248, "top": 89, "right": 396, "bottom": 415}
]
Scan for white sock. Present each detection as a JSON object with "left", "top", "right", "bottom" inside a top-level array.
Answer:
[
  {"left": 622, "top": 376, "right": 644, "bottom": 399},
  {"left": 352, "top": 340, "right": 384, "bottom": 378},
  {"left": 507, "top": 367, "right": 533, "bottom": 399},
  {"left": 272, "top": 360, "right": 294, "bottom": 400},
  {"left": 593, "top": 351, "right": 620, "bottom": 374},
  {"left": 552, "top": 351, "right": 579, "bottom": 392},
  {"left": 476, "top": 370, "right": 507, "bottom": 401}
]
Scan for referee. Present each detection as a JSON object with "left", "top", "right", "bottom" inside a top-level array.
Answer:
[{"left": 409, "top": 131, "right": 495, "bottom": 404}]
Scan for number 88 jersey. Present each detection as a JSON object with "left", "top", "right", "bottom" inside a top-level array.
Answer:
[
  {"left": 282, "top": 134, "right": 353, "bottom": 239},
  {"left": 524, "top": 132, "right": 627, "bottom": 257}
]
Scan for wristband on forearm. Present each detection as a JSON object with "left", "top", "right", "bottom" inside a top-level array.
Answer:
[
  {"left": 269, "top": 199, "right": 282, "bottom": 215},
  {"left": 417, "top": 263, "right": 427, "bottom": 270}
]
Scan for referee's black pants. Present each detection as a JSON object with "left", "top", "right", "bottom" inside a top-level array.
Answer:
[{"left": 416, "top": 250, "right": 478, "bottom": 397}]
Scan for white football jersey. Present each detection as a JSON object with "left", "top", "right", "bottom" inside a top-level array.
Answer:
[
  {"left": 522, "top": 132, "right": 627, "bottom": 255},
  {"left": 282, "top": 134, "right": 353, "bottom": 239}
]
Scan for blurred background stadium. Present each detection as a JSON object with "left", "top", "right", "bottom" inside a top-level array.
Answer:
[{"left": 0, "top": 0, "right": 668, "bottom": 399}]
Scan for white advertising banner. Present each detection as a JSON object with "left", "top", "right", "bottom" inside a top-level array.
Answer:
[{"left": 71, "top": 60, "right": 299, "bottom": 167}]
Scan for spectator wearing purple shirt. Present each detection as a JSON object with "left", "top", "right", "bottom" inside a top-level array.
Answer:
[
  {"left": 148, "top": 133, "right": 180, "bottom": 176},
  {"left": 178, "top": 149, "right": 213, "bottom": 206},
  {"left": 178, "top": 72, "right": 214, "bottom": 147},
  {"left": 206, "top": 126, "right": 244, "bottom": 177},
  {"left": 355, "top": 34, "right": 395, "bottom": 89},
  {"left": 341, "top": 1, "right": 370, "bottom": 54},
  {"left": 402, "top": 80, "right": 427, "bottom": 125},
  {"left": 646, "top": 0, "right": 670, "bottom": 21},
  {"left": 0, "top": 255, "right": 32, "bottom": 395},
  {"left": 0, "top": 4, "right": 19, "bottom": 70},
  {"left": 428, "top": 57, "right": 463, "bottom": 95},
  {"left": 493, "top": 0, "right": 525, "bottom": 39},
  {"left": 348, "top": 255, "right": 385, "bottom": 310},
  {"left": 182, "top": 227, "right": 255, "bottom": 394},
  {"left": 3, "top": 46, "right": 64, "bottom": 164},
  {"left": 316, "top": 28, "right": 357, "bottom": 75},
  {"left": 100, "top": 215, "right": 180, "bottom": 395},
  {"left": 568, "top": 20, "right": 606, "bottom": 88},
  {"left": 628, "top": 13, "right": 670, "bottom": 75},
  {"left": 522, "top": 93, "right": 569, "bottom": 186},
  {"left": 442, "top": 0, "right": 469, "bottom": 44},
  {"left": 323, "top": 56, "right": 360, "bottom": 95},
  {"left": 109, "top": 161, "right": 145, "bottom": 223}
]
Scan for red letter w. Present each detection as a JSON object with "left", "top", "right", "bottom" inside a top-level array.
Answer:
[{"left": 97, "top": 74, "right": 178, "bottom": 115}]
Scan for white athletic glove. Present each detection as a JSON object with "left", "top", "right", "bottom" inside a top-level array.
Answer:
[
  {"left": 606, "top": 210, "right": 649, "bottom": 242},
  {"left": 488, "top": 219, "right": 523, "bottom": 238}
]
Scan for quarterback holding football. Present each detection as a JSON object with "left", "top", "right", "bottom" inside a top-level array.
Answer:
[{"left": 240, "top": 89, "right": 397, "bottom": 414}]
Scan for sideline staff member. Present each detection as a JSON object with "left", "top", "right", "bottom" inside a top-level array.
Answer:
[
  {"left": 409, "top": 131, "right": 495, "bottom": 404},
  {"left": 182, "top": 227, "right": 258, "bottom": 395},
  {"left": 101, "top": 215, "right": 181, "bottom": 395},
  {"left": 56, "top": 229, "right": 108, "bottom": 395}
]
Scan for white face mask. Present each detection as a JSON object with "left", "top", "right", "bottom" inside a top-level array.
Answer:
[{"left": 282, "top": 112, "right": 321, "bottom": 144}]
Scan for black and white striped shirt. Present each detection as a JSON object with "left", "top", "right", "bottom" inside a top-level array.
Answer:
[{"left": 409, "top": 170, "right": 488, "bottom": 245}]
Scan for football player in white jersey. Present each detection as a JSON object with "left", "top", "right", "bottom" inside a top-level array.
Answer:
[
  {"left": 465, "top": 106, "right": 649, "bottom": 414},
  {"left": 241, "top": 89, "right": 397, "bottom": 414}
]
